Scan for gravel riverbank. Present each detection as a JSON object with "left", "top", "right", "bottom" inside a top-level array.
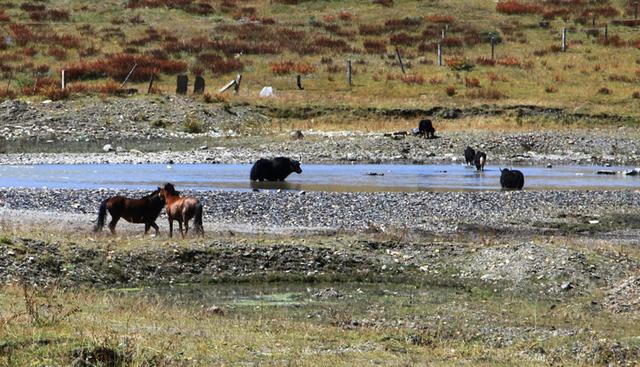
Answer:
[
  {"left": 2, "top": 188, "right": 640, "bottom": 236},
  {"left": 1, "top": 98, "right": 640, "bottom": 165}
]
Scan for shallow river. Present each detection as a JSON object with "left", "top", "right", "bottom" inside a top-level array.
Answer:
[{"left": 0, "top": 163, "right": 638, "bottom": 192}]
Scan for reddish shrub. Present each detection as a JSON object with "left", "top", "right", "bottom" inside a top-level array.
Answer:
[
  {"left": 401, "top": 74, "right": 424, "bottom": 85},
  {"left": 496, "top": 1, "right": 541, "bottom": 15},
  {"left": 314, "top": 37, "right": 351, "bottom": 52},
  {"left": 209, "top": 58, "right": 244, "bottom": 75},
  {"left": 359, "top": 24, "right": 386, "bottom": 35},
  {"left": 496, "top": 56, "right": 521, "bottom": 67},
  {"left": 0, "top": 88, "right": 16, "bottom": 101},
  {"left": 384, "top": 17, "right": 422, "bottom": 31},
  {"left": 270, "top": 61, "right": 315, "bottom": 75},
  {"left": 20, "top": 3, "right": 45, "bottom": 12},
  {"left": 65, "top": 53, "right": 187, "bottom": 82},
  {"left": 476, "top": 57, "right": 496, "bottom": 66},
  {"left": 389, "top": 32, "right": 419, "bottom": 46},
  {"left": 442, "top": 37, "right": 463, "bottom": 48},
  {"left": 418, "top": 42, "right": 438, "bottom": 52},
  {"left": 465, "top": 77, "right": 480, "bottom": 88},
  {"left": 429, "top": 77, "right": 442, "bottom": 85},
  {"left": 338, "top": 11, "right": 353, "bottom": 21},
  {"left": 445, "top": 86, "right": 456, "bottom": 97},
  {"left": 363, "top": 39, "right": 386, "bottom": 54},
  {"left": 597, "top": 87, "right": 612, "bottom": 95},
  {"left": 9, "top": 24, "right": 34, "bottom": 46},
  {"left": 47, "top": 47, "right": 67, "bottom": 60},
  {"left": 0, "top": 10, "right": 10, "bottom": 22},
  {"left": 466, "top": 88, "right": 506, "bottom": 100}
]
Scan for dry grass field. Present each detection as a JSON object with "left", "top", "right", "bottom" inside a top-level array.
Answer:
[{"left": 0, "top": 0, "right": 640, "bottom": 116}]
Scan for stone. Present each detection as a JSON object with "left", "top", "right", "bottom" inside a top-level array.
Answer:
[
  {"left": 176, "top": 75, "right": 188, "bottom": 95},
  {"left": 290, "top": 130, "right": 304, "bottom": 140},
  {"left": 102, "top": 144, "right": 113, "bottom": 152},
  {"left": 194, "top": 76, "right": 205, "bottom": 94}
]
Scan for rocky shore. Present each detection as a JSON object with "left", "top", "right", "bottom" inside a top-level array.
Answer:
[
  {"left": 1, "top": 98, "right": 640, "bottom": 165},
  {"left": 2, "top": 188, "right": 640, "bottom": 237}
]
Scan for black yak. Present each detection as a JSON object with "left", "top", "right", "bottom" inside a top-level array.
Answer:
[
  {"left": 250, "top": 157, "right": 302, "bottom": 181},
  {"left": 474, "top": 151, "right": 487, "bottom": 171},
  {"left": 464, "top": 146, "right": 475, "bottom": 165},
  {"left": 500, "top": 168, "right": 525, "bottom": 190},
  {"left": 412, "top": 119, "right": 436, "bottom": 138}
]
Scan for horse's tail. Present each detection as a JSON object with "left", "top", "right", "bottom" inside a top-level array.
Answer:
[
  {"left": 194, "top": 202, "right": 204, "bottom": 236},
  {"left": 93, "top": 199, "right": 108, "bottom": 232}
]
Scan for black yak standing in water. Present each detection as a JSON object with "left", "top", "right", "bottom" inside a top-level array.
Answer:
[
  {"left": 474, "top": 151, "right": 487, "bottom": 171},
  {"left": 412, "top": 119, "right": 436, "bottom": 138},
  {"left": 464, "top": 146, "right": 475, "bottom": 165},
  {"left": 250, "top": 157, "right": 302, "bottom": 181},
  {"left": 500, "top": 168, "right": 525, "bottom": 190}
]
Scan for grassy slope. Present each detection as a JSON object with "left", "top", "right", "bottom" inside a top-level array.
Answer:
[{"left": 0, "top": 0, "right": 639, "bottom": 117}]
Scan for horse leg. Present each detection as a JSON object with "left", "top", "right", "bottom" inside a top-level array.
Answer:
[
  {"left": 184, "top": 218, "right": 189, "bottom": 236},
  {"left": 151, "top": 222, "right": 159, "bottom": 236},
  {"left": 168, "top": 215, "right": 173, "bottom": 238},
  {"left": 144, "top": 223, "right": 150, "bottom": 235},
  {"left": 178, "top": 220, "right": 184, "bottom": 238},
  {"left": 108, "top": 215, "right": 120, "bottom": 235}
]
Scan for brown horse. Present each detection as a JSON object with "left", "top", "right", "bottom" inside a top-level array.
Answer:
[
  {"left": 159, "top": 183, "right": 204, "bottom": 237},
  {"left": 93, "top": 188, "right": 165, "bottom": 235}
]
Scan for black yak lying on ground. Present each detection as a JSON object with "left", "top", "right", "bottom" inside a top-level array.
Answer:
[
  {"left": 474, "top": 151, "right": 487, "bottom": 171},
  {"left": 412, "top": 119, "right": 436, "bottom": 138},
  {"left": 250, "top": 157, "right": 302, "bottom": 181},
  {"left": 500, "top": 168, "right": 525, "bottom": 190},
  {"left": 464, "top": 146, "right": 475, "bottom": 165}
]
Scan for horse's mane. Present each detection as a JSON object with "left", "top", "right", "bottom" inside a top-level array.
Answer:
[
  {"left": 162, "top": 183, "right": 180, "bottom": 196},
  {"left": 142, "top": 188, "right": 161, "bottom": 199}
]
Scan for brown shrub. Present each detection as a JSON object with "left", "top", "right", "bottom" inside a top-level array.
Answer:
[
  {"left": 373, "top": 0, "right": 394, "bottom": 8},
  {"left": 363, "top": 39, "right": 387, "bottom": 54},
  {"left": 445, "top": 85, "right": 456, "bottom": 96},
  {"left": 65, "top": 53, "right": 187, "bottom": 82},
  {"left": 496, "top": 1, "right": 541, "bottom": 15},
  {"left": 496, "top": 56, "right": 521, "bottom": 67},
  {"left": 389, "top": 32, "right": 419, "bottom": 46},
  {"left": 544, "top": 86, "right": 557, "bottom": 93},
  {"left": 466, "top": 88, "right": 506, "bottom": 100},
  {"left": 401, "top": 74, "right": 424, "bottom": 85},
  {"left": 47, "top": 47, "right": 67, "bottom": 60},
  {"left": 465, "top": 77, "right": 480, "bottom": 88},
  {"left": 429, "top": 77, "right": 442, "bottom": 85},
  {"left": 359, "top": 24, "right": 386, "bottom": 36},
  {"left": 476, "top": 57, "right": 496, "bottom": 66},
  {"left": 597, "top": 87, "right": 612, "bottom": 95}
]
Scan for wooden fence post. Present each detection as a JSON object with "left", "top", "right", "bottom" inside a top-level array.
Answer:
[
  {"left": 395, "top": 47, "right": 406, "bottom": 74},
  {"left": 437, "top": 43, "right": 442, "bottom": 66},
  {"left": 61, "top": 70, "right": 65, "bottom": 90},
  {"left": 147, "top": 73, "right": 155, "bottom": 94},
  {"left": 490, "top": 36, "right": 496, "bottom": 60},
  {"left": 604, "top": 24, "right": 608, "bottom": 42},
  {"left": 635, "top": 1, "right": 638, "bottom": 20},
  {"left": 121, "top": 63, "right": 138, "bottom": 88},
  {"left": 561, "top": 27, "right": 567, "bottom": 52},
  {"left": 233, "top": 74, "right": 242, "bottom": 94},
  {"left": 296, "top": 74, "right": 303, "bottom": 90},
  {"left": 347, "top": 60, "right": 352, "bottom": 87}
]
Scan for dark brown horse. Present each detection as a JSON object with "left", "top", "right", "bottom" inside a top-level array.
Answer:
[
  {"left": 159, "top": 183, "right": 204, "bottom": 237},
  {"left": 93, "top": 188, "right": 165, "bottom": 235}
]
